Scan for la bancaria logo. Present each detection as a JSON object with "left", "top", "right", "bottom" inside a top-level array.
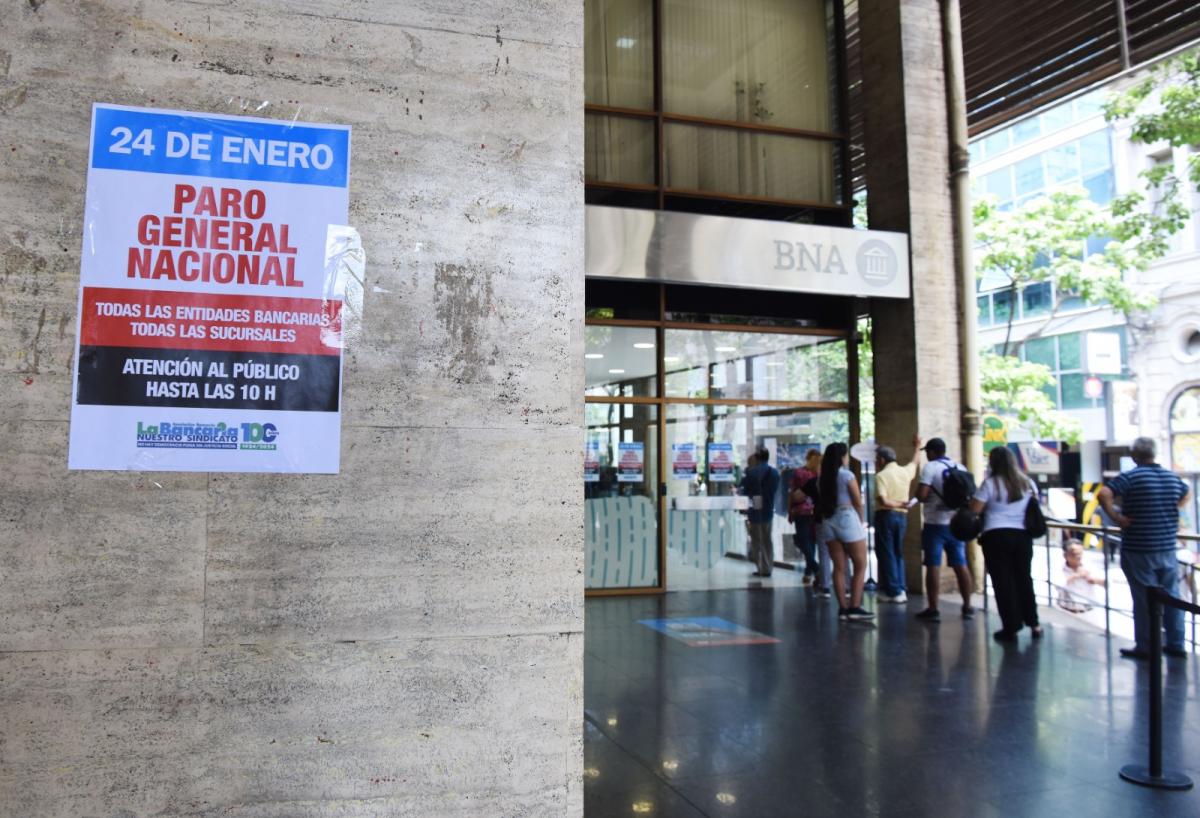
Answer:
[{"left": 135, "top": 420, "right": 279, "bottom": 450}]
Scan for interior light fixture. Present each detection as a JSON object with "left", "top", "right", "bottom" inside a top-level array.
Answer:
[
  {"left": 585, "top": 353, "right": 604, "bottom": 359},
  {"left": 615, "top": 37, "right": 637, "bottom": 48},
  {"left": 716, "top": 793, "right": 737, "bottom": 805},
  {"left": 714, "top": 346, "right": 737, "bottom": 353},
  {"left": 631, "top": 802, "right": 654, "bottom": 814},
  {"left": 608, "top": 369, "right": 626, "bottom": 374},
  {"left": 661, "top": 760, "right": 679, "bottom": 772},
  {"left": 633, "top": 342, "right": 655, "bottom": 349},
  {"left": 664, "top": 356, "right": 681, "bottom": 363}
]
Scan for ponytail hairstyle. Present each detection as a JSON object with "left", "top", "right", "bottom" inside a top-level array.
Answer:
[
  {"left": 818, "top": 442, "right": 848, "bottom": 518},
  {"left": 987, "top": 445, "right": 1028, "bottom": 503}
]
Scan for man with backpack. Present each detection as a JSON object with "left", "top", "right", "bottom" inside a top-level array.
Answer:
[{"left": 914, "top": 437, "right": 976, "bottom": 621}]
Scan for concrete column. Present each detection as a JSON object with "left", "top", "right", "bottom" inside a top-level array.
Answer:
[
  {"left": 859, "top": 0, "right": 969, "bottom": 595},
  {"left": 0, "top": 2, "right": 583, "bottom": 815}
]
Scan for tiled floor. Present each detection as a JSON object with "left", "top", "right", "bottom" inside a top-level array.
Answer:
[{"left": 584, "top": 587, "right": 1200, "bottom": 817}]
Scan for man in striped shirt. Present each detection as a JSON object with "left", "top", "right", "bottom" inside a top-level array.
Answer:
[{"left": 1098, "top": 437, "right": 1192, "bottom": 660}]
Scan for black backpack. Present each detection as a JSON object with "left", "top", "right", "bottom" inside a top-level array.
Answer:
[{"left": 935, "top": 459, "right": 977, "bottom": 510}]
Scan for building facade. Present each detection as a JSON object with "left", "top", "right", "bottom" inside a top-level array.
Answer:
[{"left": 969, "top": 49, "right": 1200, "bottom": 531}]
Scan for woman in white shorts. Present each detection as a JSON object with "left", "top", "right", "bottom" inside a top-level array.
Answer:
[{"left": 817, "top": 442, "right": 873, "bottom": 621}]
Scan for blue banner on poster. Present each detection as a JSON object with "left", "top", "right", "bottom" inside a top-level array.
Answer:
[{"left": 91, "top": 104, "right": 350, "bottom": 187}]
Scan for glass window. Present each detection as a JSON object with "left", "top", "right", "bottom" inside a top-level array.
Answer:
[
  {"left": 1085, "top": 234, "right": 1112, "bottom": 256},
  {"left": 1060, "top": 373, "right": 1092, "bottom": 409},
  {"left": 1083, "top": 169, "right": 1114, "bottom": 204},
  {"left": 1022, "top": 281, "right": 1052, "bottom": 319},
  {"left": 585, "top": 113, "right": 656, "bottom": 185},
  {"left": 992, "top": 287, "right": 1013, "bottom": 325},
  {"left": 585, "top": 402, "right": 660, "bottom": 589},
  {"left": 663, "top": 329, "right": 847, "bottom": 402},
  {"left": 664, "top": 123, "right": 836, "bottom": 203},
  {"left": 1024, "top": 335, "right": 1056, "bottom": 368},
  {"left": 1042, "top": 101, "right": 1075, "bottom": 134},
  {"left": 586, "top": 325, "right": 659, "bottom": 397},
  {"left": 1014, "top": 155, "right": 1045, "bottom": 197},
  {"left": 661, "top": 0, "right": 831, "bottom": 132},
  {"left": 1057, "top": 332, "right": 1082, "bottom": 371},
  {"left": 969, "top": 141, "right": 983, "bottom": 165},
  {"left": 1074, "top": 90, "right": 1105, "bottom": 119},
  {"left": 1058, "top": 287, "right": 1086, "bottom": 312},
  {"left": 983, "top": 168, "right": 1013, "bottom": 203},
  {"left": 982, "top": 129, "right": 1011, "bottom": 158},
  {"left": 1045, "top": 143, "right": 1080, "bottom": 184},
  {"left": 977, "top": 294, "right": 992, "bottom": 326},
  {"left": 585, "top": 0, "right": 654, "bottom": 108},
  {"left": 1079, "top": 130, "right": 1112, "bottom": 174},
  {"left": 1012, "top": 117, "right": 1042, "bottom": 146}
]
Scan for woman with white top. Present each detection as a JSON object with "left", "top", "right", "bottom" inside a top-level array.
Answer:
[
  {"left": 968, "top": 446, "right": 1043, "bottom": 642},
  {"left": 817, "top": 442, "right": 873, "bottom": 621}
]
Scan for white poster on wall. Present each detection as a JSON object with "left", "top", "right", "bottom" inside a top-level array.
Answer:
[
  {"left": 67, "top": 103, "right": 352, "bottom": 473},
  {"left": 617, "top": 441, "right": 645, "bottom": 483}
]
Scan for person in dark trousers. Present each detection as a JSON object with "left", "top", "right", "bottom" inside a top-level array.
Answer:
[
  {"left": 789, "top": 448, "right": 822, "bottom": 584},
  {"left": 741, "top": 449, "right": 780, "bottom": 577},
  {"left": 968, "top": 446, "right": 1042, "bottom": 642},
  {"left": 874, "top": 436, "right": 923, "bottom": 603},
  {"left": 1097, "top": 437, "right": 1192, "bottom": 659}
]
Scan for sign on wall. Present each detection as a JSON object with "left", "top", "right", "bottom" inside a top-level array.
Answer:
[
  {"left": 708, "top": 442, "right": 735, "bottom": 482},
  {"left": 617, "top": 442, "right": 644, "bottom": 482},
  {"left": 68, "top": 104, "right": 352, "bottom": 473},
  {"left": 671, "top": 442, "right": 697, "bottom": 480}
]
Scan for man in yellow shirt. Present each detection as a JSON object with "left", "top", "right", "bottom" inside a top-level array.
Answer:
[{"left": 874, "top": 435, "right": 923, "bottom": 603}]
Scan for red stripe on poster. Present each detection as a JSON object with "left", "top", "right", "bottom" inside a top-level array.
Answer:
[{"left": 79, "top": 286, "right": 342, "bottom": 356}]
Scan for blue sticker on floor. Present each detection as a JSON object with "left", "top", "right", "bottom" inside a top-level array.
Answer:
[{"left": 638, "top": 617, "right": 780, "bottom": 647}]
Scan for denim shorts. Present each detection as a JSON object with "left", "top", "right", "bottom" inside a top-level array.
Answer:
[
  {"left": 819, "top": 506, "right": 866, "bottom": 543},
  {"left": 922, "top": 524, "right": 966, "bottom": 567}
]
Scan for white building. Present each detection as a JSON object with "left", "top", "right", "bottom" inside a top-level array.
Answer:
[{"left": 969, "top": 48, "right": 1200, "bottom": 530}]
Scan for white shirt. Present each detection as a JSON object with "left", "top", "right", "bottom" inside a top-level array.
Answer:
[
  {"left": 973, "top": 476, "right": 1034, "bottom": 532},
  {"left": 919, "top": 457, "right": 963, "bottom": 526}
]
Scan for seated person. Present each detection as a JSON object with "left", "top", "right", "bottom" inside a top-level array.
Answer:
[{"left": 1058, "top": 540, "right": 1105, "bottom": 613}]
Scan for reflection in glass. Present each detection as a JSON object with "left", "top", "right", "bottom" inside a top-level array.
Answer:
[
  {"left": 664, "top": 124, "right": 836, "bottom": 203},
  {"left": 664, "top": 329, "right": 847, "bottom": 402},
  {"left": 586, "top": 325, "right": 658, "bottom": 397},
  {"left": 584, "top": 0, "right": 653, "bottom": 109},
  {"left": 585, "top": 113, "right": 656, "bottom": 186},
  {"left": 585, "top": 402, "right": 659, "bottom": 589},
  {"left": 664, "top": 402, "right": 847, "bottom": 591}
]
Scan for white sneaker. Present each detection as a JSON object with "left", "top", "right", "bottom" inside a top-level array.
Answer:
[{"left": 879, "top": 593, "right": 908, "bottom": 604}]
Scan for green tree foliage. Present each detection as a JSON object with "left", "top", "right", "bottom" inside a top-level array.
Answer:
[
  {"left": 1105, "top": 48, "right": 1200, "bottom": 190},
  {"left": 974, "top": 186, "right": 1181, "bottom": 356},
  {"left": 979, "top": 351, "right": 1082, "bottom": 444}
]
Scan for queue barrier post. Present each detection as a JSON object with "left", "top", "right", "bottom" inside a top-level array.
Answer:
[{"left": 1119, "top": 585, "right": 1195, "bottom": 791}]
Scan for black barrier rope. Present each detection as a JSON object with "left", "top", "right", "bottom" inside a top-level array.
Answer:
[{"left": 1119, "top": 585, "right": 1200, "bottom": 791}]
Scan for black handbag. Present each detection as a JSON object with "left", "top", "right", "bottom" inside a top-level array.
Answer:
[
  {"left": 1024, "top": 494, "right": 1047, "bottom": 538},
  {"left": 950, "top": 506, "right": 984, "bottom": 541}
]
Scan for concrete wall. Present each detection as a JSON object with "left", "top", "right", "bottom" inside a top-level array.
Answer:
[
  {"left": 859, "top": 0, "right": 968, "bottom": 591},
  {"left": 0, "top": 2, "right": 584, "bottom": 815}
]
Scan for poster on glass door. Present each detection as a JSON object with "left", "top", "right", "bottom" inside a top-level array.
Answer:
[
  {"left": 583, "top": 440, "right": 601, "bottom": 482},
  {"left": 617, "top": 441, "right": 644, "bottom": 482},
  {"left": 708, "top": 442, "right": 734, "bottom": 482},
  {"left": 671, "top": 442, "right": 697, "bottom": 479}
]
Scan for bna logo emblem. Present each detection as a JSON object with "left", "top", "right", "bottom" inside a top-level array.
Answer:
[{"left": 856, "top": 239, "right": 899, "bottom": 287}]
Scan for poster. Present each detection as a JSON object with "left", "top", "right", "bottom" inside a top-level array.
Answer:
[
  {"left": 671, "top": 442, "right": 697, "bottom": 480},
  {"left": 68, "top": 104, "right": 352, "bottom": 473},
  {"left": 583, "top": 440, "right": 601, "bottom": 482},
  {"left": 708, "top": 442, "right": 734, "bottom": 482},
  {"left": 617, "top": 441, "right": 644, "bottom": 483}
]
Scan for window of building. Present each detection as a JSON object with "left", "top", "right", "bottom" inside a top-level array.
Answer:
[
  {"left": 584, "top": 0, "right": 843, "bottom": 217},
  {"left": 1014, "top": 329, "right": 1129, "bottom": 411}
]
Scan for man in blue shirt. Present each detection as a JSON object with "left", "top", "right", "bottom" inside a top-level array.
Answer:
[
  {"left": 1098, "top": 437, "right": 1192, "bottom": 659},
  {"left": 741, "top": 448, "right": 781, "bottom": 577}
]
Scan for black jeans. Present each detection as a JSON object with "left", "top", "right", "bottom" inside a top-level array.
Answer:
[
  {"left": 793, "top": 517, "right": 818, "bottom": 576},
  {"left": 981, "top": 528, "right": 1038, "bottom": 634}
]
